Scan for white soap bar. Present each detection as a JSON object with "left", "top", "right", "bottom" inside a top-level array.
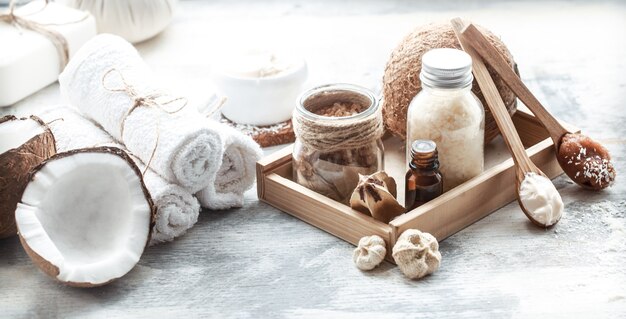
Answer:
[{"left": 0, "top": 2, "right": 96, "bottom": 107}]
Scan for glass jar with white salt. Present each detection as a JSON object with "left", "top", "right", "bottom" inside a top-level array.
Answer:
[{"left": 406, "top": 48, "right": 484, "bottom": 191}]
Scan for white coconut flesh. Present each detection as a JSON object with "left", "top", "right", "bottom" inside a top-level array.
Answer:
[
  {"left": 0, "top": 117, "right": 45, "bottom": 154},
  {"left": 15, "top": 151, "right": 151, "bottom": 285}
]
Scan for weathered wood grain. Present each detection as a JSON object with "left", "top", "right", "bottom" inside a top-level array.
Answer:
[{"left": 1, "top": 0, "right": 625, "bottom": 318}]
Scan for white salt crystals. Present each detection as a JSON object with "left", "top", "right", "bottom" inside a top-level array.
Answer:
[{"left": 406, "top": 48, "right": 485, "bottom": 191}]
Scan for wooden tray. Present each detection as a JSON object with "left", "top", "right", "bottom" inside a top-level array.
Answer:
[{"left": 256, "top": 109, "right": 576, "bottom": 261}]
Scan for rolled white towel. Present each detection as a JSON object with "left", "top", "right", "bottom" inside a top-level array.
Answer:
[
  {"left": 40, "top": 107, "right": 201, "bottom": 245},
  {"left": 58, "top": 34, "right": 223, "bottom": 193},
  {"left": 197, "top": 124, "right": 262, "bottom": 210}
]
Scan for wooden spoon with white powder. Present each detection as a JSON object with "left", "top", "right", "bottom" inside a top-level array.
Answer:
[{"left": 451, "top": 18, "right": 564, "bottom": 227}]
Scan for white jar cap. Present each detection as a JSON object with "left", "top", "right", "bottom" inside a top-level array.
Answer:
[{"left": 420, "top": 48, "right": 473, "bottom": 89}]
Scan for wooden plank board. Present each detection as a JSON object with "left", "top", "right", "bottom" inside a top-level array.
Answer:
[{"left": 1, "top": 1, "right": 623, "bottom": 316}]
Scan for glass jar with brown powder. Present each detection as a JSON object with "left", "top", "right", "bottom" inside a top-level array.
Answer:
[{"left": 292, "top": 84, "right": 384, "bottom": 203}]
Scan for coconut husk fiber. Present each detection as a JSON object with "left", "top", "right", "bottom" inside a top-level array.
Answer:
[
  {"left": 382, "top": 22, "right": 519, "bottom": 143},
  {"left": 0, "top": 115, "right": 56, "bottom": 238}
]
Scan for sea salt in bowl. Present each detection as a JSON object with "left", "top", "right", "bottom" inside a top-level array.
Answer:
[{"left": 213, "top": 50, "right": 308, "bottom": 126}]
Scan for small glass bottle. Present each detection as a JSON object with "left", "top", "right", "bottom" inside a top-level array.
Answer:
[
  {"left": 406, "top": 48, "right": 484, "bottom": 192},
  {"left": 405, "top": 140, "right": 443, "bottom": 210}
]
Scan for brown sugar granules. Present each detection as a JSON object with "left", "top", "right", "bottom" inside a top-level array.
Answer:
[
  {"left": 313, "top": 102, "right": 367, "bottom": 117},
  {"left": 293, "top": 101, "right": 382, "bottom": 203}
]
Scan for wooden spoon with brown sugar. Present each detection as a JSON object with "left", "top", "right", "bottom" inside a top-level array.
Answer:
[{"left": 457, "top": 22, "right": 616, "bottom": 190}]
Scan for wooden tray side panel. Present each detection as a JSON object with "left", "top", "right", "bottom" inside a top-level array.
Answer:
[
  {"left": 513, "top": 109, "right": 580, "bottom": 147},
  {"left": 257, "top": 145, "right": 293, "bottom": 199},
  {"left": 261, "top": 172, "right": 394, "bottom": 257},
  {"left": 514, "top": 111, "right": 552, "bottom": 147},
  {"left": 390, "top": 138, "right": 562, "bottom": 242}
]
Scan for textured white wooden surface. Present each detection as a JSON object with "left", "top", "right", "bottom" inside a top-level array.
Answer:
[{"left": 1, "top": 0, "right": 625, "bottom": 318}]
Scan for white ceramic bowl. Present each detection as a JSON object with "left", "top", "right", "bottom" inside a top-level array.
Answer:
[{"left": 213, "top": 57, "right": 308, "bottom": 126}]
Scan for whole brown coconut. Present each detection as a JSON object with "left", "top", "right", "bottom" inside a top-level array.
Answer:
[
  {"left": 382, "top": 22, "right": 519, "bottom": 143},
  {"left": 0, "top": 115, "right": 56, "bottom": 238}
]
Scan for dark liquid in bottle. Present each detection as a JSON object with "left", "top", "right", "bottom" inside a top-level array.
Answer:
[{"left": 405, "top": 140, "right": 443, "bottom": 211}]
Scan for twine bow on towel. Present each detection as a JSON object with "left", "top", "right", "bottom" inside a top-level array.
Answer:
[
  {"left": 0, "top": 0, "right": 87, "bottom": 69},
  {"left": 101, "top": 68, "right": 188, "bottom": 176}
]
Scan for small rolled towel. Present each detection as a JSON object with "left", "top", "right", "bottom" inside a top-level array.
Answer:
[
  {"left": 40, "top": 107, "right": 201, "bottom": 245},
  {"left": 197, "top": 124, "right": 263, "bottom": 210},
  {"left": 58, "top": 34, "right": 223, "bottom": 193}
]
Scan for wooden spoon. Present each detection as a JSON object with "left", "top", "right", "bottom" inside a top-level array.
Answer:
[
  {"left": 451, "top": 18, "right": 560, "bottom": 227},
  {"left": 458, "top": 23, "right": 567, "bottom": 147},
  {"left": 456, "top": 22, "right": 616, "bottom": 190}
]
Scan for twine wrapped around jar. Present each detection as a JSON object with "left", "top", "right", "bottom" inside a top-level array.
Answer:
[
  {"left": 292, "top": 84, "right": 385, "bottom": 203},
  {"left": 292, "top": 87, "right": 384, "bottom": 153}
]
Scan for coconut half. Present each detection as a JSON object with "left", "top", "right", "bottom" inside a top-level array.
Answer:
[
  {"left": 15, "top": 147, "right": 154, "bottom": 287},
  {"left": 0, "top": 115, "right": 56, "bottom": 238}
]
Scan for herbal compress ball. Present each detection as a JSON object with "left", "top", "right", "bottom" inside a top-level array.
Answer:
[
  {"left": 353, "top": 235, "right": 387, "bottom": 271},
  {"left": 392, "top": 229, "right": 441, "bottom": 280},
  {"left": 382, "top": 22, "right": 518, "bottom": 143}
]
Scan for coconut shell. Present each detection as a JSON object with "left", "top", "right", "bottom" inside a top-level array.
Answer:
[
  {"left": 350, "top": 171, "right": 405, "bottom": 223},
  {"left": 19, "top": 234, "right": 116, "bottom": 288},
  {"left": 558, "top": 133, "right": 616, "bottom": 190},
  {"left": 382, "top": 22, "right": 519, "bottom": 143},
  {"left": 16, "top": 146, "right": 156, "bottom": 287},
  {"left": 0, "top": 115, "right": 56, "bottom": 239}
]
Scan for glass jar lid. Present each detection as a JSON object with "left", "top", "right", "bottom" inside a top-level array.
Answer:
[{"left": 420, "top": 48, "right": 473, "bottom": 89}]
